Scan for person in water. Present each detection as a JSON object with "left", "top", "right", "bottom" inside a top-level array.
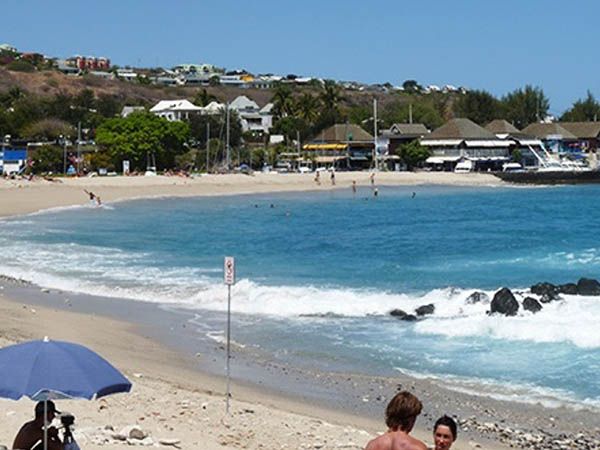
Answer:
[
  {"left": 364, "top": 391, "right": 427, "bottom": 450},
  {"left": 84, "top": 189, "right": 101, "bottom": 206},
  {"left": 432, "top": 415, "right": 457, "bottom": 450}
]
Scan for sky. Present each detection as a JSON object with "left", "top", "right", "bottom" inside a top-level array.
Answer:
[{"left": 3, "top": 0, "right": 600, "bottom": 114}]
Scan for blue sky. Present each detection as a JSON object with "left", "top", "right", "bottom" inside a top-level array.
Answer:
[{"left": 3, "top": 0, "right": 599, "bottom": 114}]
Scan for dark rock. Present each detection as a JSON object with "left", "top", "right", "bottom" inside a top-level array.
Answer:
[
  {"left": 530, "top": 282, "right": 558, "bottom": 297},
  {"left": 390, "top": 309, "right": 418, "bottom": 321},
  {"left": 465, "top": 291, "right": 489, "bottom": 304},
  {"left": 557, "top": 283, "right": 578, "bottom": 295},
  {"left": 522, "top": 297, "right": 542, "bottom": 313},
  {"left": 540, "top": 292, "right": 561, "bottom": 303},
  {"left": 415, "top": 304, "right": 435, "bottom": 316},
  {"left": 576, "top": 277, "right": 600, "bottom": 295},
  {"left": 390, "top": 309, "right": 408, "bottom": 318},
  {"left": 490, "top": 288, "right": 519, "bottom": 316}
]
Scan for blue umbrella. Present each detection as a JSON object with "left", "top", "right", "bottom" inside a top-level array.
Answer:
[
  {"left": 0, "top": 337, "right": 131, "bottom": 401},
  {"left": 0, "top": 337, "right": 131, "bottom": 450}
]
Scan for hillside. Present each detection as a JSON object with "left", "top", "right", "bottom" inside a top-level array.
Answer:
[{"left": 0, "top": 67, "right": 455, "bottom": 116}]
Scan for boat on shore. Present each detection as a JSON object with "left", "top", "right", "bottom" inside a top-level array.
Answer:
[{"left": 494, "top": 143, "right": 600, "bottom": 184}]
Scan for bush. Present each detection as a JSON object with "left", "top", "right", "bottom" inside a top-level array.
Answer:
[
  {"left": 30, "top": 145, "right": 63, "bottom": 174},
  {"left": 6, "top": 60, "right": 36, "bottom": 72},
  {"left": 87, "top": 151, "right": 115, "bottom": 171}
]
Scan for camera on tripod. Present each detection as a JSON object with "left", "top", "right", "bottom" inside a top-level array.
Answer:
[{"left": 60, "top": 414, "right": 75, "bottom": 428}]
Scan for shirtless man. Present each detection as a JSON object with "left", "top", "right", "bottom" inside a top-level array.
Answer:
[
  {"left": 13, "top": 401, "right": 63, "bottom": 450},
  {"left": 364, "top": 391, "right": 427, "bottom": 450}
]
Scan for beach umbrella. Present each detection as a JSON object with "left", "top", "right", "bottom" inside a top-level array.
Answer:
[{"left": 0, "top": 337, "right": 132, "bottom": 450}]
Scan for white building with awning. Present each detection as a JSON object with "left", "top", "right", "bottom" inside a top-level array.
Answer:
[{"left": 421, "top": 118, "right": 512, "bottom": 171}]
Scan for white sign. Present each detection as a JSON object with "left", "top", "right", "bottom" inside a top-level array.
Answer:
[{"left": 224, "top": 256, "right": 235, "bottom": 285}]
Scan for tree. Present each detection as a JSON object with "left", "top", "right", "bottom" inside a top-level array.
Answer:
[
  {"left": 561, "top": 90, "right": 600, "bottom": 122},
  {"left": 188, "top": 110, "right": 242, "bottom": 149},
  {"left": 95, "top": 112, "right": 190, "bottom": 171},
  {"left": 402, "top": 80, "right": 422, "bottom": 93},
  {"left": 271, "top": 83, "right": 295, "bottom": 119},
  {"left": 29, "top": 145, "right": 63, "bottom": 174},
  {"left": 193, "top": 88, "right": 217, "bottom": 107},
  {"left": 396, "top": 140, "right": 430, "bottom": 170},
  {"left": 381, "top": 101, "right": 444, "bottom": 130},
  {"left": 501, "top": 85, "right": 549, "bottom": 128},
  {"left": 294, "top": 92, "right": 321, "bottom": 124},
  {"left": 320, "top": 79, "right": 344, "bottom": 114},
  {"left": 22, "top": 118, "right": 74, "bottom": 141},
  {"left": 96, "top": 94, "right": 123, "bottom": 118},
  {"left": 454, "top": 89, "right": 502, "bottom": 125},
  {"left": 271, "top": 116, "right": 310, "bottom": 142}
]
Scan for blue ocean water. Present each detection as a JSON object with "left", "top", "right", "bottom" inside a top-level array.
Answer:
[{"left": 1, "top": 184, "right": 599, "bottom": 409}]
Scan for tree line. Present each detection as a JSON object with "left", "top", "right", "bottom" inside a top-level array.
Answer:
[{"left": 2, "top": 81, "right": 600, "bottom": 174}]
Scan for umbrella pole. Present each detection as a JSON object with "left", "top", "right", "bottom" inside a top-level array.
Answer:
[{"left": 43, "top": 399, "right": 48, "bottom": 450}]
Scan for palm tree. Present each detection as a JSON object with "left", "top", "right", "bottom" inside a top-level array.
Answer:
[
  {"left": 295, "top": 93, "right": 321, "bottom": 125},
  {"left": 194, "top": 88, "right": 217, "bottom": 107},
  {"left": 271, "top": 83, "right": 295, "bottom": 119},
  {"left": 320, "top": 80, "right": 344, "bottom": 114}
]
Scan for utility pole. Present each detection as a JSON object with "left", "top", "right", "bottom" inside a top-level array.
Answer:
[
  {"left": 206, "top": 122, "right": 210, "bottom": 173},
  {"left": 373, "top": 98, "right": 378, "bottom": 171},
  {"left": 76, "top": 122, "right": 81, "bottom": 175},
  {"left": 409, "top": 103, "right": 413, "bottom": 124},
  {"left": 225, "top": 102, "right": 230, "bottom": 170},
  {"left": 62, "top": 136, "right": 67, "bottom": 174}
]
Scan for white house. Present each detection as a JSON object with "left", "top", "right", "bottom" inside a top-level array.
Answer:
[
  {"left": 150, "top": 100, "right": 203, "bottom": 121},
  {"left": 121, "top": 106, "right": 145, "bottom": 118},
  {"left": 229, "top": 96, "right": 273, "bottom": 134},
  {"left": 202, "top": 101, "right": 225, "bottom": 115}
]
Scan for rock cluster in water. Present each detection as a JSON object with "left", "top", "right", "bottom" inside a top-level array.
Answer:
[{"left": 388, "top": 277, "right": 600, "bottom": 319}]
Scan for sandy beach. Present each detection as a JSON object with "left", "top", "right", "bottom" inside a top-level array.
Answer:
[
  {"left": 1, "top": 173, "right": 598, "bottom": 450},
  {"left": 0, "top": 172, "right": 501, "bottom": 218}
]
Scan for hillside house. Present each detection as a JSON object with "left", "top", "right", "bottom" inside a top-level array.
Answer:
[{"left": 150, "top": 100, "right": 203, "bottom": 121}]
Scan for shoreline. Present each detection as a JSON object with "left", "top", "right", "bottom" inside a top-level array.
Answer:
[
  {"left": 0, "top": 172, "right": 503, "bottom": 218},
  {"left": 1, "top": 174, "right": 599, "bottom": 449},
  {"left": 1, "top": 275, "right": 598, "bottom": 450}
]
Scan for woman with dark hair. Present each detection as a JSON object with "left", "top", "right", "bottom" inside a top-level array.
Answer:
[{"left": 432, "top": 415, "right": 457, "bottom": 450}]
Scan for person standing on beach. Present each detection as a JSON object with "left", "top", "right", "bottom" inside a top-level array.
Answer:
[
  {"left": 370, "top": 172, "right": 375, "bottom": 187},
  {"left": 364, "top": 391, "right": 427, "bottom": 450},
  {"left": 314, "top": 171, "right": 320, "bottom": 185},
  {"left": 330, "top": 169, "right": 336, "bottom": 185},
  {"left": 432, "top": 415, "right": 457, "bottom": 450},
  {"left": 352, "top": 180, "right": 357, "bottom": 194}
]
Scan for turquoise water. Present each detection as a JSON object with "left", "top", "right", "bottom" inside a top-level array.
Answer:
[{"left": 1, "top": 184, "right": 599, "bottom": 409}]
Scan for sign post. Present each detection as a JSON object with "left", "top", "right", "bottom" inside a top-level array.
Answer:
[{"left": 223, "top": 256, "right": 235, "bottom": 414}]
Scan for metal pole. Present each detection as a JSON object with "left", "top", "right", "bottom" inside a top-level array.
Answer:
[
  {"left": 225, "top": 102, "right": 230, "bottom": 170},
  {"left": 62, "top": 138, "right": 67, "bottom": 174},
  {"left": 373, "top": 98, "right": 378, "bottom": 171},
  {"left": 206, "top": 122, "right": 210, "bottom": 173},
  {"left": 226, "top": 283, "right": 231, "bottom": 414},
  {"left": 76, "top": 122, "right": 81, "bottom": 175}
]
